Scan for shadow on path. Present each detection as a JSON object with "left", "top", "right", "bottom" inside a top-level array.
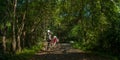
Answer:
[
  {"left": 30, "top": 43, "right": 111, "bottom": 60},
  {"left": 31, "top": 52, "right": 110, "bottom": 60}
]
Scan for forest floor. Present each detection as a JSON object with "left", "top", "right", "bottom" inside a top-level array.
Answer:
[{"left": 30, "top": 43, "right": 111, "bottom": 60}]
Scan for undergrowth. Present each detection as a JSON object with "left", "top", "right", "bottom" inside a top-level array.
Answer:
[
  {"left": 72, "top": 41, "right": 119, "bottom": 60},
  {"left": 0, "top": 42, "right": 43, "bottom": 60}
]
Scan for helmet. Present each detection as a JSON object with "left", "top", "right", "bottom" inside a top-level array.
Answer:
[
  {"left": 54, "top": 36, "right": 57, "bottom": 38},
  {"left": 47, "top": 30, "right": 50, "bottom": 32}
]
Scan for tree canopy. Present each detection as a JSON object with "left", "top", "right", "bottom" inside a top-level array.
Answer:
[{"left": 0, "top": 0, "right": 120, "bottom": 60}]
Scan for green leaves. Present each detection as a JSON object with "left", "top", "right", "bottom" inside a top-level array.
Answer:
[
  {"left": 70, "top": 25, "right": 80, "bottom": 37},
  {"left": 0, "top": 0, "right": 120, "bottom": 59}
]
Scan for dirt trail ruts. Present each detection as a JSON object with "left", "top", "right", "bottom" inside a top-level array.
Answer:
[{"left": 30, "top": 43, "right": 111, "bottom": 60}]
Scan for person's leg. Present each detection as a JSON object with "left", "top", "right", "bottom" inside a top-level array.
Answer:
[
  {"left": 47, "top": 42, "right": 50, "bottom": 50},
  {"left": 53, "top": 42, "right": 56, "bottom": 48}
]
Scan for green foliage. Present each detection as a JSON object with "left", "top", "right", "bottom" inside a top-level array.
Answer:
[
  {"left": 70, "top": 25, "right": 80, "bottom": 37},
  {"left": 0, "top": 42, "right": 42, "bottom": 60},
  {"left": 0, "top": 0, "right": 120, "bottom": 60}
]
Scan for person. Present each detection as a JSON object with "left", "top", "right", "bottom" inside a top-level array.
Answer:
[
  {"left": 46, "top": 30, "right": 52, "bottom": 50},
  {"left": 51, "top": 36, "right": 59, "bottom": 48}
]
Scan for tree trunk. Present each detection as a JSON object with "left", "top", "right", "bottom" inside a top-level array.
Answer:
[
  {"left": 22, "top": 31, "right": 26, "bottom": 48},
  {"left": 2, "top": 25, "right": 7, "bottom": 54},
  {"left": 12, "top": 0, "right": 17, "bottom": 53},
  {"left": 16, "top": 11, "right": 26, "bottom": 52},
  {"left": 17, "top": 35, "right": 21, "bottom": 52},
  {"left": 12, "top": 30, "right": 16, "bottom": 52},
  {"left": 2, "top": 34, "right": 6, "bottom": 53}
]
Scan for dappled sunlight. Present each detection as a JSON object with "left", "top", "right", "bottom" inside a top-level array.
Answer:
[{"left": 0, "top": 0, "right": 120, "bottom": 60}]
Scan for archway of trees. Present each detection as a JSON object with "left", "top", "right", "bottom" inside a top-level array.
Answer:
[{"left": 0, "top": 0, "right": 120, "bottom": 60}]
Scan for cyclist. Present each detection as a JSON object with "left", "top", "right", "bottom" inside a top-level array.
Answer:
[
  {"left": 51, "top": 36, "right": 59, "bottom": 48},
  {"left": 46, "top": 30, "right": 53, "bottom": 50}
]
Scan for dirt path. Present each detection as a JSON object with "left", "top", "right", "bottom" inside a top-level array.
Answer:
[{"left": 30, "top": 43, "right": 111, "bottom": 60}]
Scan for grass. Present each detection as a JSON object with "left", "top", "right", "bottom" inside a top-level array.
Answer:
[{"left": 0, "top": 42, "right": 43, "bottom": 60}]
